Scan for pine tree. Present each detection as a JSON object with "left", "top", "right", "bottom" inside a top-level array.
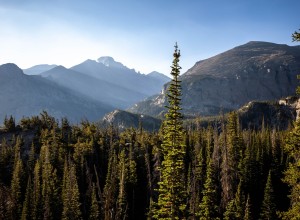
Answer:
[
  {"left": 116, "top": 149, "right": 128, "bottom": 219},
  {"left": 234, "top": 181, "right": 245, "bottom": 219},
  {"left": 280, "top": 119, "right": 300, "bottom": 220},
  {"left": 292, "top": 29, "right": 300, "bottom": 42},
  {"left": 223, "top": 181, "right": 245, "bottom": 220},
  {"left": 103, "top": 150, "right": 119, "bottom": 220},
  {"left": 281, "top": 32, "right": 300, "bottom": 218},
  {"left": 10, "top": 153, "right": 23, "bottom": 219},
  {"left": 32, "top": 160, "right": 42, "bottom": 220},
  {"left": 21, "top": 176, "right": 32, "bottom": 220},
  {"left": 155, "top": 43, "right": 187, "bottom": 219},
  {"left": 62, "top": 160, "right": 82, "bottom": 220},
  {"left": 244, "top": 194, "right": 252, "bottom": 220},
  {"left": 89, "top": 183, "right": 100, "bottom": 220},
  {"left": 198, "top": 160, "right": 220, "bottom": 220},
  {"left": 293, "top": 29, "right": 300, "bottom": 95},
  {"left": 260, "top": 171, "right": 276, "bottom": 220},
  {"left": 41, "top": 146, "right": 61, "bottom": 220},
  {"left": 4, "top": 115, "right": 16, "bottom": 131},
  {"left": 221, "top": 112, "right": 241, "bottom": 209}
]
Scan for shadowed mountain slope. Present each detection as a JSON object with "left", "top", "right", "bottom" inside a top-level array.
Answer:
[
  {"left": 0, "top": 63, "right": 113, "bottom": 123},
  {"left": 129, "top": 41, "right": 300, "bottom": 117}
]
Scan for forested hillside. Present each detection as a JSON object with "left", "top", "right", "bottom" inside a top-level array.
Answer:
[{"left": 0, "top": 111, "right": 296, "bottom": 219}]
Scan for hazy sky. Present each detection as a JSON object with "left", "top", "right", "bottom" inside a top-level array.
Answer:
[{"left": 0, "top": 0, "right": 300, "bottom": 76}]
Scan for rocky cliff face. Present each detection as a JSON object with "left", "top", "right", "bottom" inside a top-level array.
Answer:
[
  {"left": 129, "top": 41, "right": 300, "bottom": 117},
  {"left": 101, "top": 109, "right": 161, "bottom": 131},
  {"left": 237, "top": 99, "right": 297, "bottom": 130}
]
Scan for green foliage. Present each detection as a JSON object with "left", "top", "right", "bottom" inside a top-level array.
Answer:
[
  {"left": 292, "top": 29, "right": 300, "bottom": 42},
  {"left": 89, "top": 184, "right": 100, "bottom": 220},
  {"left": 62, "top": 160, "right": 82, "bottom": 220},
  {"left": 260, "top": 171, "right": 276, "bottom": 220},
  {"left": 221, "top": 111, "right": 242, "bottom": 209},
  {"left": 11, "top": 153, "right": 24, "bottom": 218},
  {"left": 244, "top": 195, "right": 252, "bottom": 220},
  {"left": 3, "top": 115, "right": 16, "bottom": 132},
  {"left": 293, "top": 29, "right": 300, "bottom": 95},
  {"left": 21, "top": 176, "right": 32, "bottom": 220},
  {"left": 41, "top": 146, "right": 61, "bottom": 220},
  {"left": 224, "top": 181, "right": 245, "bottom": 220},
  {"left": 155, "top": 43, "right": 187, "bottom": 219},
  {"left": 280, "top": 119, "right": 300, "bottom": 220},
  {"left": 0, "top": 108, "right": 295, "bottom": 219},
  {"left": 199, "top": 161, "right": 220, "bottom": 220},
  {"left": 32, "top": 160, "right": 42, "bottom": 220}
]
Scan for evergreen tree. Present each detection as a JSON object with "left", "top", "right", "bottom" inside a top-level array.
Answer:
[
  {"left": 62, "top": 160, "right": 82, "bottom": 220},
  {"left": 103, "top": 150, "right": 119, "bottom": 220},
  {"left": 116, "top": 149, "right": 128, "bottom": 219},
  {"left": 21, "top": 176, "right": 32, "bottom": 220},
  {"left": 292, "top": 29, "right": 300, "bottom": 41},
  {"left": 198, "top": 160, "right": 220, "bottom": 220},
  {"left": 280, "top": 30, "right": 300, "bottom": 219},
  {"left": 4, "top": 115, "right": 16, "bottom": 131},
  {"left": 281, "top": 119, "right": 300, "bottom": 220},
  {"left": 89, "top": 183, "right": 100, "bottom": 220},
  {"left": 223, "top": 181, "right": 245, "bottom": 220},
  {"left": 221, "top": 112, "right": 241, "bottom": 209},
  {"left": 260, "top": 171, "right": 276, "bottom": 220},
  {"left": 155, "top": 43, "right": 187, "bottom": 219},
  {"left": 293, "top": 29, "right": 300, "bottom": 94},
  {"left": 41, "top": 146, "right": 61, "bottom": 220},
  {"left": 10, "top": 153, "right": 23, "bottom": 219},
  {"left": 32, "top": 160, "right": 42, "bottom": 220},
  {"left": 244, "top": 194, "right": 252, "bottom": 220}
]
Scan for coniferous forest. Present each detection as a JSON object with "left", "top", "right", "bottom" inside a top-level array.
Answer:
[{"left": 1, "top": 39, "right": 300, "bottom": 219}]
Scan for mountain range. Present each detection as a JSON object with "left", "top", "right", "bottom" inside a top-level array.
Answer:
[
  {"left": 0, "top": 57, "right": 169, "bottom": 123},
  {"left": 0, "top": 63, "right": 113, "bottom": 123},
  {"left": 1, "top": 41, "right": 300, "bottom": 125},
  {"left": 25, "top": 57, "right": 170, "bottom": 109},
  {"left": 129, "top": 41, "right": 300, "bottom": 118}
]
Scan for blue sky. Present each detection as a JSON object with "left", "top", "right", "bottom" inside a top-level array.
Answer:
[{"left": 0, "top": 0, "right": 300, "bottom": 76}]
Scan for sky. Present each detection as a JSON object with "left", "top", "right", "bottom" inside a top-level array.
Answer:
[{"left": 0, "top": 0, "right": 300, "bottom": 76}]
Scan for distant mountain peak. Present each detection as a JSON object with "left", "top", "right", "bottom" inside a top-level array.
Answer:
[
  {"left": 54, "top": 65, "right": 67, "bottom": 70},
  {"left": 23, "top": 64, "right": 57, "bottom": 75},
  {"left": 0, "top": 63, "right": 24, "bottom": 77},
  {"left": 147, "top": 71, "right": 171, "bottom": 82},
  {"left": 97, "top": 56, "right": 126, "bottom": 69}
]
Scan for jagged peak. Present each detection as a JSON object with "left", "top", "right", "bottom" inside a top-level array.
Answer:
[{"left": 97, "top": 56, "right": 126, "bottom": 69}]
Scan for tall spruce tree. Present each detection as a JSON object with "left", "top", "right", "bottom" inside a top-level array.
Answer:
[
  {"left": 198, "top": 160, "right": 220, "bottom": 220},
  {"left": 11, "top": 154, "right": 24, "bottom": 219},
  {"left": 280, "top": 31, "right": 300, "bottom": 219},
  {"left": 155, "top": 43, "right": 186, "bottom": 219},
  {"left": 260, "top": 171, "right": 276, "bottom": 220},
  {"left": 62, "top": 160, "right": 82, "bottom": 220},
  {"left": 281, "top": 119, "right": 300, "bottom": 219}
]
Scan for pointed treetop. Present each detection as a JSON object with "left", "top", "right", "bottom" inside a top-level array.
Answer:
[{"left": 174, "top": 42, "right": 180, "bottom": 58}]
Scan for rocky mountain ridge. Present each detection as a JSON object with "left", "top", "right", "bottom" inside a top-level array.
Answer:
[
  {"left": 23, "top": 57, "right": 170, "bottom": 109},
  {"left": 101, "top": 109, "right": 161, "bottom": 131},
  {"left": 129, "top": 41, "right": 300, "bottom": 117}
]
